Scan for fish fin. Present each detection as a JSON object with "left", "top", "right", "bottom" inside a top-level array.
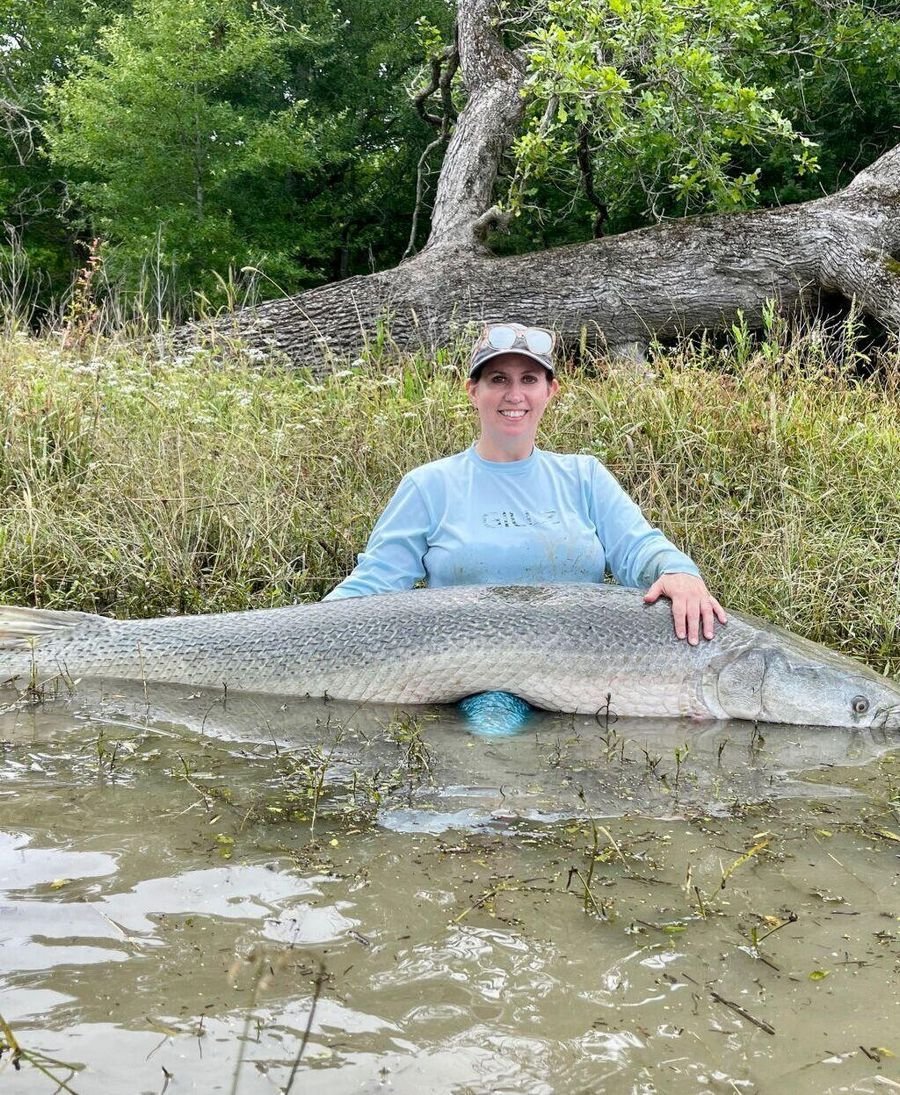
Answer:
[{"left": 0, "top": 606, "right": 110, "bottom": 650}]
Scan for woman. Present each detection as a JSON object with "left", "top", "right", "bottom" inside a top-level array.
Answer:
[{"left": 325, "top": 322, "right": 726, "bottom": 645}]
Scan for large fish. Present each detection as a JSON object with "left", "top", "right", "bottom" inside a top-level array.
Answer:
[{"left": 0, "top": 585, "right": 898, "bottom": 729}]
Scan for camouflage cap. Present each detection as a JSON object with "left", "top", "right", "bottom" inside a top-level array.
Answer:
[{"left": 469, "top": 323, "right": 556, "bottom": 379}]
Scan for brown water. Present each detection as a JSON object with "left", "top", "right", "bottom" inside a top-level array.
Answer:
[{"left": 2, "top": 683, "right": 899, "bottom": 1094}]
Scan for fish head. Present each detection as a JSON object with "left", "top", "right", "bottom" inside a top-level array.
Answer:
[{"left": 713, "top": 641, "right": 900, "bottom": 730}]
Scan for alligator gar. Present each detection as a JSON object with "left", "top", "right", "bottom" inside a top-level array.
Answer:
[{"left": 1, "top": 585, "right": 898, "bottom": 729}]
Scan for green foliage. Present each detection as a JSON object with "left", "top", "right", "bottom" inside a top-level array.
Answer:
[
  {"left": 510, "top": 0, "right": 816, "bottom": 229},
  {"left": 3, "top": 0, "right": 453, "bottom": 314},
  {"left": 493, "top": 0, "right": 899, "bottom": 249},
  {"left": 45, "top": 0, "right": 320, "bottom": 303},
  {"left": 0, "top": 326, "right": 898, "bottom": 675},
  {"left": 746, "top": 0, "right": 900, "bottom": 205},
  {"left": 0, "top": 0, "right": 134, "bottom": 305},
  {"left": 279, "top": 0, "right": 457, "bottom": 281}
]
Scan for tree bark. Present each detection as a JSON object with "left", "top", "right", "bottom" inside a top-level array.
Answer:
[
  {"left": 181, "top": 1, "right": 900, "bottom": 367},
  {"left": 425, "top": 0, "right": 525, "bottom": 252}
]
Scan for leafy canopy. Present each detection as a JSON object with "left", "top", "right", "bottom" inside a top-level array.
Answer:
[
  {"left": 45, "top": 0, "right": 320, "bottom": 302},
  {"left": 510, "top": 0, "right": 817, "bottom": 227},
  {"left": 29, "top": 0, "right": 453, "bottom": 310},
  {"left": 2, "top": 0, "right": 898, "bottom": 314}
]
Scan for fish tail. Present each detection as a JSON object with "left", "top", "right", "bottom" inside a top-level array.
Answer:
[{"left": 0, "top": 606, "right": 108, "bottom": 650}]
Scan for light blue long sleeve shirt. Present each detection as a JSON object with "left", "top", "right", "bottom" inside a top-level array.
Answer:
[{"left": 324, "top": 446, "right": 699, "bottom": 600}]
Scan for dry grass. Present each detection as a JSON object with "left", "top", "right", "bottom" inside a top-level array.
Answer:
[{"left": 0, "top": 320, "right": 897, "bottom": 673}]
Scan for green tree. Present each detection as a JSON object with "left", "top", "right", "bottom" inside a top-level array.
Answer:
[
  {"left": 0, "top": 0, "right": 133, "bottom": 305},
  {"left": 262, "top": 0, "right": 457, "bottom": 283},
  {"left": 38, "top": 0, "right": 454, "bottom": 310},
  {"left": 747, "top": 0, "right": 900, "bottom": 206},
  {"left": 45, "top": 0, "right": 324, "bottom": 306},
  {"left": 479, "top": 0, "right": 899, "bottom": 249},
  {"left": 498, "top": 0, "right": 816, "bottom": 245}
]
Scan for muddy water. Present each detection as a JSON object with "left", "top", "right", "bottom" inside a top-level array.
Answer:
[{"left": 1, "top": 683, "right": 899, "bottom": 1094}]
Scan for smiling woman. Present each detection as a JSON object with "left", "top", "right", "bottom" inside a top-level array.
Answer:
[
  {"left": 467, "top": 356, "right": 559, "bottom": 462},
  {"left": 324, "top": 322, "right": 726, "bottom": 646}
]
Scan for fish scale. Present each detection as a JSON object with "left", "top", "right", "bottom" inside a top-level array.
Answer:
[{"left": 1, "top": 585, "right": 899, "bottom": 729}]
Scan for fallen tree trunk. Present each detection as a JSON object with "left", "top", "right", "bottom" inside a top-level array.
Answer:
[
  {"left": 180, "top": 0, "right": 900, "bottom": 367},
  {"left": 189, "top": 153, "right": 900, "bottom": 365}
]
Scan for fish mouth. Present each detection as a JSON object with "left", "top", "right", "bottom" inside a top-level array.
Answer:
[{"left": 872, "top": 703, "right": 900, "bottom": 732}]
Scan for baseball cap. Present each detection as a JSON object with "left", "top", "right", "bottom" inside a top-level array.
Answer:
[{"left": 469, "top": 323, "right": 557, "bottom": 379}]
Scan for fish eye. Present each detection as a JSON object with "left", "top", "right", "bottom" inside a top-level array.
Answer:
[{"left": 851, "top": 695, "right": 870, "bottom": 715}]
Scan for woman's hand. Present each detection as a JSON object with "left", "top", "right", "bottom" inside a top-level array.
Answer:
[{"left": 643, "top": 573, "right": 727, "bottom": 645}]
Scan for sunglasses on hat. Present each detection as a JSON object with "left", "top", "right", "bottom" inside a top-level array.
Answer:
[{"left": 469, "top": 323, "right": 557, "bottom": 378}]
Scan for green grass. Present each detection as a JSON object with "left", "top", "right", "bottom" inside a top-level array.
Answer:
[{"left": 0, "top": 323, "right": 898, "bottom": 673}]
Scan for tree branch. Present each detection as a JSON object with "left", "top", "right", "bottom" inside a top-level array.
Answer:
[
  {"left": 404, "top": 26, "right": 461, "bottom": 260},
  {"left": 412, "top": 33, "right": 459, "bottom": 129},
  {"left": 0, "top": 97, "right": 37, "bottom": 166},
  {"left": 577, "top": 124, "right": 608, "bottom": 238},
  {"left": 403, "top": 133, "right": 450, "bottom": 260},
  {"left": 425, "top": 0, "right": 526, "bottom": 251}
]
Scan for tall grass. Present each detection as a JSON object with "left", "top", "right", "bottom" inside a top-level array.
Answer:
[{"left": 0, "top": 321, "right": 897, "bottom": 674}]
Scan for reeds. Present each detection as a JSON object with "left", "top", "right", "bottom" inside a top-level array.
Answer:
[{"left": 0, "top": 319, "right": 897, "bottom": 672}]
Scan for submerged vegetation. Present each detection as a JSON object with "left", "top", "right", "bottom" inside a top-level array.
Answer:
[
  {"left": 1, "top": 305, "right": 899, "bottom": 1088},
  {"left": 0, "top": 317, "right": 898, "bottom": 674}
]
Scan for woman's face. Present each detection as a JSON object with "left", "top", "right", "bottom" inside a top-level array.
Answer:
[{"left": 465, "top": 355, "right": 559, "bottom": 457}]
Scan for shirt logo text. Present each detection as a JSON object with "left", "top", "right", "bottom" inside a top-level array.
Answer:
[{"left": 482, "top": 510, "right": 560, "bottom": 528}]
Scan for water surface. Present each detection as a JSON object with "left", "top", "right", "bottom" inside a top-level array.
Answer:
[{"left": 2, "top": 683, "right": 899, "bottom": 1093}]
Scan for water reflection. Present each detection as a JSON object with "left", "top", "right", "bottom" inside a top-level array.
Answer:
[
  {"left": 3, "top": 680, "right": 896, "bottom": 831},
  {"left": 1, "top": 682, "right": 899, "bottom": 1093}
]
